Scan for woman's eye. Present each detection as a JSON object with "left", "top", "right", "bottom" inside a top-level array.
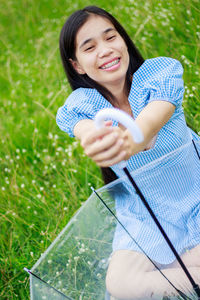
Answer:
[
  {"left": 84, "top": 46, "right": 94, "bottom": 51},
  {"left": 107, "top": 35, "right": 116, "bottom": 41}
]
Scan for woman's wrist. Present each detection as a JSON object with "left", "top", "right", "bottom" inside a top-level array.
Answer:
[{"left": 123, "top": 129, "right": 145, "bottom": 159}]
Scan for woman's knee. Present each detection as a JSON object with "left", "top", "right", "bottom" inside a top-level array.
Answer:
[
  {"left": 106, "top": 265, "right": 136, "bottom": 299},
  {"left": 171, "top": 244, "right": 200, "bottom": 268}
]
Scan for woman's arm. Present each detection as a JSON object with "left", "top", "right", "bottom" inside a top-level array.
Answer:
[
  {"left": 74, "top": 101, "right": 175, "bottom": 167},
  {"left": 136, "top": 101, "right": 175, "bottom": 145},
  {"left": 122, "top": 100, "right": 175, "bottom": 160}
]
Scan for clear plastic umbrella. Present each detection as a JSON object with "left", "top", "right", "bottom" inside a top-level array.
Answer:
[{"left": 25, "top": 109, "right": 200, "bottom": 300}]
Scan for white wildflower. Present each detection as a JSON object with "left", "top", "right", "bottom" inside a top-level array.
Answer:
[{"left": 48, "top": 132, "right": 53, "bottom": 139}]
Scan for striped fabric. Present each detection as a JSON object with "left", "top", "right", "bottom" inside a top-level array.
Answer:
[{"left": 56, "top": 57, "right": 200, "bottom": 264}]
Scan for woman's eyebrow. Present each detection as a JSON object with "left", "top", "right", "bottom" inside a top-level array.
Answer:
[
  {"left": 103, "top": 27, "right": 116, "bottom": 34},
  {"left": 79, "top": 28, "right": 116, "bottom": 49}
]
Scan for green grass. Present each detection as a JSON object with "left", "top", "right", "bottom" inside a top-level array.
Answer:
[{"left": 0, "top": 0, "right": 199, "bottom": 298}]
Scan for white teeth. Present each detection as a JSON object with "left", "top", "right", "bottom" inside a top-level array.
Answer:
[{"left": 101, "top": 59, "right": 120, "bottom": 69}]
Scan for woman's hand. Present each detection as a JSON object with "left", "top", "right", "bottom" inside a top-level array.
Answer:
[
  {"left": 74, "top": 119, "right": 144, "bottom": 167},
  {"left": 81, "top": 122, "right": 127, "bottom": 167}
]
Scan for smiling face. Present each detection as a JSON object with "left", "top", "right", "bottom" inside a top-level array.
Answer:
[{"left": 71, "top": 15, "right": 130, "bottom": 92}]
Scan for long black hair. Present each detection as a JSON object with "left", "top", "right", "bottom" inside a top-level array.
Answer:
[{"left": 59, "top": 6, "right": 144, "bottom": 183}]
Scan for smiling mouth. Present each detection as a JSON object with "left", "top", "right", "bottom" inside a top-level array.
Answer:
[{"left": 100, "top": 58, "right": 120, "bottom": 69}]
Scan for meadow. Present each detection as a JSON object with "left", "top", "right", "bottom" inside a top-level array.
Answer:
[{"left": 0, "top": 0, "right": 199, "bottom": 298}]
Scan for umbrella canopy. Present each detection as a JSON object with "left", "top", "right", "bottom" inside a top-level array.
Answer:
[{"left": 27, "top": 139, "right": 200, "bottom": 300}]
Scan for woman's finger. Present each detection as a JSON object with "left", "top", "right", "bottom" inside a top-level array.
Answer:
[
  {"left": 91, "top": 138, "right": 124, "bottom": 162},
  {"left": 81, "top": 126, "right": 113, "bottom": 148},
  {"left": 96, "top": 150, "right": 127, "bottom": 167},
  {"left": 104, "top": 120, "right": 113, "bottom": 127},
  {"left": 84, "top": 131, "right": 119, "bottom": 157}
]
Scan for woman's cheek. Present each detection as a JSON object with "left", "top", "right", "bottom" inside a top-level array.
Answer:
[{"left": 85, "top": 56, "right": 97, "bottom": 74}]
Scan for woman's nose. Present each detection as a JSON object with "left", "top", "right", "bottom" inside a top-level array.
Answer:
[{"left": 98, "top": 43, "right": 113, "bottom": 58}]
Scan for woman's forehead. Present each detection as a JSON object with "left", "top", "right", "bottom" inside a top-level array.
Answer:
[{"left": 75, "top": 15, "right": 115, "bottom": 47}]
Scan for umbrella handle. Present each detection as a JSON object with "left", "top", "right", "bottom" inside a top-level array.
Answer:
[{"left": 94, "top": 108, "right": 144, "bottom": 168}]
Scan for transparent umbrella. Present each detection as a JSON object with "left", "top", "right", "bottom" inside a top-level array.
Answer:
[{"left": 25, "top": 109, "right": 200, "bottom": 300}]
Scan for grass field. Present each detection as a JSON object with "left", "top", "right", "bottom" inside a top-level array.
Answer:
[{"left": 0, "top": 0, "right": 199, "bottom": 299}]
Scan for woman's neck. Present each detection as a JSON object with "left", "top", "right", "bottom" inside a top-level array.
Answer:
[
  {"left": 108, "top": 80, "right": 128, "bottom": 105},
  {"left": 111, "top": 85, "right": 133, "bottom": 117}
]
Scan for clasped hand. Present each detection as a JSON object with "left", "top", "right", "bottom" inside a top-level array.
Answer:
[{"left": 80, "top": 121, "right": 142, "bottom": 167}]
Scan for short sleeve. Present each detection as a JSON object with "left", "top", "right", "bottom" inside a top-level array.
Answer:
[
  {"left": 56, "top": 89, "right": 97, "bottom": 137},
  {"left": 146, "top": 57, "right": 184, "bottom": 107}
]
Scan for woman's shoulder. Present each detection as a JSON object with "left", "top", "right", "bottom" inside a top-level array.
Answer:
[
  {"left": 60, "top": 88, "right": 95, "bottom": 108},
  {"left": 133, "top": 57, "right": 183, "bottom": 87},
  {"left": 66, "top": 88, "right": 91, "bottom": 104},
  {"left": 138, "top": 57, "right": 182, "bottom": 78},
  {"left": 65, "top": 87, "right": 112, "bottom": 109},
  {"left": 144, "top": 56, "right": 182, "bottom": 68}
]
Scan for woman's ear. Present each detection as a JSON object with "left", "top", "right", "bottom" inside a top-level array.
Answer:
[{"left": 69, "top": 58, "right": 85, "bottom": 75}]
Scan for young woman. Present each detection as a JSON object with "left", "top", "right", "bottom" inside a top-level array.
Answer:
[{"left": 57, "top": 6, "right": 200, "bottom": 299}]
